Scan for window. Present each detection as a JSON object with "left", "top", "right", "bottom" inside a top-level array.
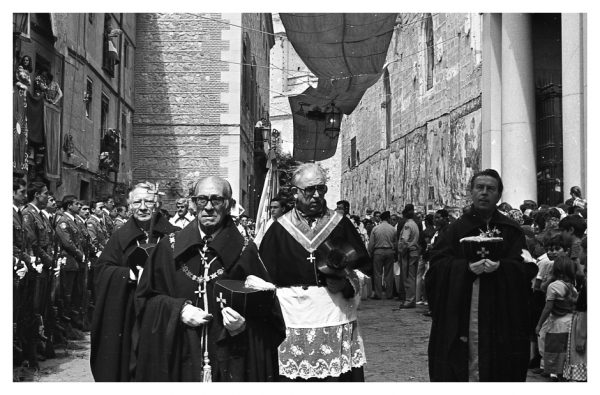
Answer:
[
  {"left": 242, "top": 34, "right": 252, "bottom": 110},
  {"left": 123, "top": 40, "right": 129, "bottom": 68},
  {"left": 85, "top": 78, "right": 93, "bottom": 119},
  {"left": 121, "top": 112, "right": 128, "bottom": 148},
  {"left": 383, "top": 68, "right": 392, "bottom": 147},
  {"left": 101, "top": 94, "right": 110, "bottom": 135},
  {"left": 350, "top": 137, "right": 357, "bottom": 168},
  {"left": 425, "top": 13, "right": 434, "bottom": 90},
  {"left": 13, "top": 13, "right": 30, "bottom": 37},
  {"left": 102, "top": 14, "right": 116, "bottom": 77}
]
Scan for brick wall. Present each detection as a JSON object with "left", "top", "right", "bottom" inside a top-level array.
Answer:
[
  {"left": 341, "top": 13, "right": 483, "bottom": 216},
  {"left": 133, "top": 13, "right": 235, "bottom": 212}
]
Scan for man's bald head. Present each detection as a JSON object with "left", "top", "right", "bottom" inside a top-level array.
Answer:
[{"left": 193, "top": 176, "right": 233, "bottom": 199}]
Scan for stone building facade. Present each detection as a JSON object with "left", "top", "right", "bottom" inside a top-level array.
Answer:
[
  {"left": 133, "top": 13, "right": 274, "bottom": 216},
  {"left": 341, "top": 13, "right": 587, "bottom": 215},
  {"left": 13, "top": 13, "right": 135, "bottom": 203}
]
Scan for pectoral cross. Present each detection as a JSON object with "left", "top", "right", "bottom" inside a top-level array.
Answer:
[
  {"left": 307, "top": 251, "right": 316, "bottom": 264},
  {"left": 195, "top": 284, "right": 205, "bottom": 300},
  {"left": 476, "top": 247, "right": 490, "bottom": 259},
  {"left": 216, "top": 292, "right": 227, "bottom": 309}
]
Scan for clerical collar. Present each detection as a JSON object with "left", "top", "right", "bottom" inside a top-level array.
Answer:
[
  {"left": 63, "top": 212, "right": 75, "bottom": 221},
  {"left": 28, "top": 202, "right": 42, "bottom": 214}
]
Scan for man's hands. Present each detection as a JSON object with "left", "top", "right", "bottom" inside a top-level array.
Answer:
[
  {"left": 222, "top": 307, "right": 246, "bottom": 336},
  {"left": 181, "top": 304, "right": 213, "bottom": 327},
  {"left": 469, "top": 259, "right": 500, "bottom": 275},
  {"left": 15, "top": 262, "right": 28, "bottom": 279},
  {"left": 129, "top": 266, "right": 144, "bottom": 283}
]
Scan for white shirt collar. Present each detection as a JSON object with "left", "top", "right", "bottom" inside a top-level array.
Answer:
[
  {"left": 63, "top": 212, "right": 75, "bottom": 221},
  {"left": 13, "top": 204, "right": 20, "bottom": 213}
]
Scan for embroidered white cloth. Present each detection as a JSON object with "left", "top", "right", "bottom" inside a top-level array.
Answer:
[
  {"left": 276, "top": 286, "right": 360, "bottom": 328},
  {"left": 278, "top": 321, "right": 366, "bottom": 379}
]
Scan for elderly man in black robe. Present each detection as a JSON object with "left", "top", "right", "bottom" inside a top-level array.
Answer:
[
  {"left": 90, "top": 182, "right": 179, "bottom": 381},
  {"left": 134, "top": 176, "right": 285, "bottom": 381},
  {"left": 426, "top": 169, "right": 538, "bottom": 381},
  {"left": 259, "top": 163, "right": 371, "bottom": 381}
]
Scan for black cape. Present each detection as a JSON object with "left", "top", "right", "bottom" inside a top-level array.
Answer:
[
  {"left": 90, "top": 214, "right": 179, "bottom": 381},
  {"left": 134, "top": 216, "right": 286, "bottom": 382},
  {"left": 425, "top": 206, "right": 538, "bottom": 381}
]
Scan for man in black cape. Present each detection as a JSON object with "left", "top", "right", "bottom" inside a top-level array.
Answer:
[
  {"left": 258, "top": 163, "right": 371, "bottom": 381},
  {"left": 134, "top": 176, "right": 285, "bottom": 381},
  {"left": 426, "top": 169, "right": 538, "bottom": 381},
  {"left": 90, "top": 182, "right": 179, "bottom": 381}
]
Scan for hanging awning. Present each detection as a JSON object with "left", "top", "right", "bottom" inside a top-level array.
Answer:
[{"left": 280, "top": 13, "right": 398, "bottom": 161}]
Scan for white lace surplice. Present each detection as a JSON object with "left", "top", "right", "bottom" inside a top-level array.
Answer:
[
  {"left": 278, "top": 321, "right": 366, "bottom": 379},
  {"left": 276, "top": 284, "right": 366, "bottom": 379}
]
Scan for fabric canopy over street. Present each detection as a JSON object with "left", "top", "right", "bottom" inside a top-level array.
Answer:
[{"left": 280, "top": 13, "right": 398, "bottom": 161}]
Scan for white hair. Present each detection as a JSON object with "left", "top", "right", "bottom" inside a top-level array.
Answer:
[{"left": 127, "top": 181, "right": 158, "bottom": 204}]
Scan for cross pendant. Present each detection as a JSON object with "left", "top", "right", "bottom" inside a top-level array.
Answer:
[
  {"left": 195, "top": 284, "right": 204, "bottom": 299},
  {"left": 476, "top": 247, "right": 489, "bottom": 259},
  {"left": 307, "top": 252, "right": 316, "bottom": 264},
  {"left": 216, "top": 292, "right": 227, "bottom": 309}
]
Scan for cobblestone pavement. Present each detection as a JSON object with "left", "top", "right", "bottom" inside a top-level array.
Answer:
[
  {"left": 14, "top": 298, "right": 549, "bottom": 382},
  {"left": 356, "top": 297, "right": 550, "bottom": 382}
]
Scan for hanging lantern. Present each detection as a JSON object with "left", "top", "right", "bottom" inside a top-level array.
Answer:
[{"left": 324, "top": 103, "right": 342, "bottom": 139}]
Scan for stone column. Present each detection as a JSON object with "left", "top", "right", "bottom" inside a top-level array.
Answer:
[
  {"left": 500, "top": 13, "right": 537, "bottom": 206},
  {"left": 561, "top": 13, "right": 587, "bottom": 201},
  {"left": 481, "top": 14, "right": 502, "bottom": 172}
]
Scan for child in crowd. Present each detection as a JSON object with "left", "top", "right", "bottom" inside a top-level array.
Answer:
[
  {"left": 529, "top": 230, "right": 567, "bottom": 369},
  {"left": 536, "top": 254, "right": 579, "bottom": 381},
  {"left": 563, "top": 237, "right": 587, "bottom": 381}
]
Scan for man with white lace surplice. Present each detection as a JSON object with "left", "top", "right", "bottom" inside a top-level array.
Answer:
[{"left": 259, "top": 163, "right": 372, "bottom": 381}]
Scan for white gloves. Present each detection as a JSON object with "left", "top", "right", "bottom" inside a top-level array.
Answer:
[
  {"left": 15, "top": 263, "right": 28, "bottom": 279},
  {"left": 129, "top": 266, "right": 144, "bottom": 283},
  {"left": 180, "top": 304, "right": 213, "bottom": 327},
  {"left": 222, "top": 307, "right": 246, "bottom": 336},
  {"left": 469, "top": 259, "right": 500, "bottom": 275}
]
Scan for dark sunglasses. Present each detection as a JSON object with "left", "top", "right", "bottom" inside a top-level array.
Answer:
[{"left": 294, "top": 184, "right": 327, "bottom": 197}]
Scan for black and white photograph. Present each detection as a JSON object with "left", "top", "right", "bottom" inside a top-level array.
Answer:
[{"left": 9, "top": 4, "right": 590, "bottom": 385}]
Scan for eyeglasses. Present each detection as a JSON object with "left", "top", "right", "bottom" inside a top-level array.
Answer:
[
  {"left": 193, "top": 195, "right": 225, "bottom": 207},
  {"left": 131, "top": 199, "right": 156, "bottom": 208},
  {"left": 294, "top": 184, "right": 328, "bottom": 197}
]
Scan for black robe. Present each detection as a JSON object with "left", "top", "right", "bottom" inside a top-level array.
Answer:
[
  {"left": 134, "top": 216, "right": 286, "bottom": 382},
  {"left": 90, "top": 214, "right": 179, "bottom": 381},
  {"left": 425, "top": 206, "right": 538, "bottom": 382}
]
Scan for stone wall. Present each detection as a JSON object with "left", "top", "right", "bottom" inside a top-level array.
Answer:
[{"left": 341, "top": 13, "right": 483, "bottom": 215}]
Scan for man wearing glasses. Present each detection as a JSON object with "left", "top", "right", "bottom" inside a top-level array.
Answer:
[
  {"left": 91, "top": 182, "right": 178, "bottom": 381},
  {"left": 259, "top": 163, "right": 371, "bottom": 381},
  {"left": 169, "top": 197, "right": 194, "bottom": 229},
  {"left": 134, "top": 176, "right": 285, "bottom": 381}
]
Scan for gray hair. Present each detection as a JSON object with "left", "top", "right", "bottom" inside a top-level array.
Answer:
[
  {"left": 291, "top": 162, "right": 327, "bottom": 185},
  {"left": 193, "top": 176, "right": 233, "bottom": 199},
  {"left": 128, "top": 181, "right": 159, "bottom": 204}
]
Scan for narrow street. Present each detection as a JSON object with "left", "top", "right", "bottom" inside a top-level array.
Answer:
[{"left": 15, "top": 297, "right": 548, "bottom": 382}]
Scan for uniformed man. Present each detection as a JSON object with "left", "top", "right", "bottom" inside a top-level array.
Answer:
[
  {"left": 113, "top": 206, "right": 127, "bottom": 231},
  {"left": 21, "top": 181, "right": 54, "bottom": 366},
  {"left": 13, "top": 177, "right": 32, "bottom": 367},
  {"left": 103, "top": 197, "right": 116, "bottom": 237},
  {"left": 55, "top": 195, "right": 86, "bottom": 332}
]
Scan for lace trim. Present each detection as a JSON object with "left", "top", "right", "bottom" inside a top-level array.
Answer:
[{"left": 278, "top": 321, "right": 366, "bottom": 379}]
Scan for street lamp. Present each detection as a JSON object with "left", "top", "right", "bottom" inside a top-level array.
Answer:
[{"left": 324, "top": 102, "right": 342, "bottom": 139}]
